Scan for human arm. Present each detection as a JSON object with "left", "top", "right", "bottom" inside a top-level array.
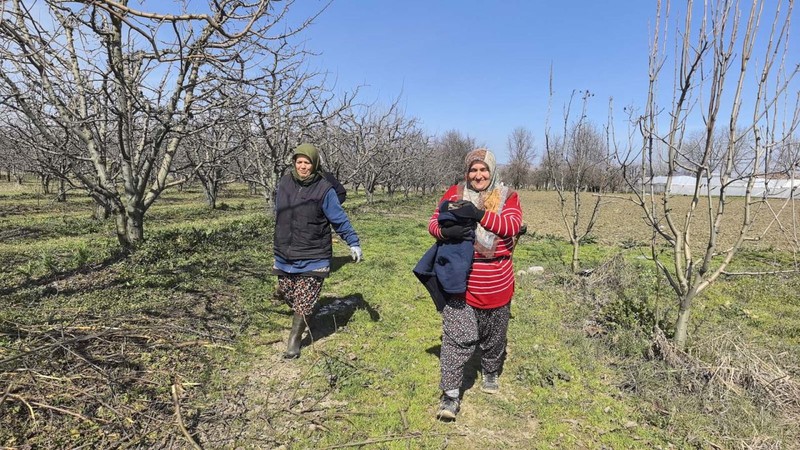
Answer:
[
  {"left": 322, "top": 189, "right": 360, "bottom": 248},
  {"left": 427, "top": 185, "right": 461, "bottom": 240},
  {"left": 478, "top": 191, "right": 523, "bottom": 238}
]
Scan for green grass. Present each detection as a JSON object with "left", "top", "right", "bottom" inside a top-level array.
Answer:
[{"left": 1, "top": 180, "right": 798, "bottom": 448}]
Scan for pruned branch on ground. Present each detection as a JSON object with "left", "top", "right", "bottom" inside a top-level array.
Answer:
[
  {"left": 0, "top": 297, "right": 238, "bottom": 448},
  {"left": 651, "top": 327, "right": 800, "bottom": 423}
]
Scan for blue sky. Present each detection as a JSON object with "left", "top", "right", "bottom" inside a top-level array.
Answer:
[
  {"left": 23, "top": 1, "right": 797, "bottom": 165},
  {"left": 288, "top": 1, "right": 659, "bottom": 163}
]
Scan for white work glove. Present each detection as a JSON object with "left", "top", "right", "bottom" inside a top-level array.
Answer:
[{"left": 350, "top": 246, "right": 363, "bottom": 263}]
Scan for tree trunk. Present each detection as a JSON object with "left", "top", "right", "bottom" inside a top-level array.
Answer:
[
  {"left": 114, "top": 206, "right": 145, "bottom": 251},
  {"left": 673, "top": 290, "right": 697, "bottom": 350},
  {"left": 94, "top": 203, "right": 111, "bottom": 220},
  {"left": 40, "top": 174, "right": 51, "bottom": 194},
  {"left": 571, "top": 240, "right": 580, "bottom": 273},
  {"left": 201, "top": 177, "right": 218, "bottom": 209},
  {"left": 126, "top": 218, "right": 143, "bottom": 246},
  {"left": 205, "top": 189, "right": 217, "bottom": 209},
  {"left": 56, "top": 178, "right": 67, "bottom": 203},
  {"left": 261, "top": 186, "right": 275, "bottom": 211}
]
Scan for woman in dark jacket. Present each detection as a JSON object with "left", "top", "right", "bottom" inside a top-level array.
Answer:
[{"left": 273, "top": 143, "right": 362, "bottom": 359}]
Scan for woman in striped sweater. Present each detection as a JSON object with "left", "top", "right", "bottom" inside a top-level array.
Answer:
[{"left": 428, "top": 148, "right": 523, "bottom": 421}]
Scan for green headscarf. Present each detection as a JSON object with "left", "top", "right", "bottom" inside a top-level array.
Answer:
[{"left": 291, "top": 143, "right": 322, "bottom": 186}]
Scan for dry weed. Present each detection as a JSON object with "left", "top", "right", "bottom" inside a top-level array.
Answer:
[{"left": 652, "top": 327, "right": 800, "bottom": 424}]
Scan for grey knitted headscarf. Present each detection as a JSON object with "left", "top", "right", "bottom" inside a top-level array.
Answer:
[
  {"left": 459, "top": 148, "right": 509, "bottom": 258},
  {"left": 462, "top": 148, "right": 498, "bottom": 205}
]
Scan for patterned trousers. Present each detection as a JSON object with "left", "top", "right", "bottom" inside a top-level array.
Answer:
[
  {"left": 439, "top": 299, "right": 511, "bottom": 392},
  {"left": 277, "top": 275, "right": 324, "bottom": 316}
]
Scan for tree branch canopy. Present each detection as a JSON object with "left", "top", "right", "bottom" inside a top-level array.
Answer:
[{"left": 0, "top": 0, "right": 321, "bottom": 249}]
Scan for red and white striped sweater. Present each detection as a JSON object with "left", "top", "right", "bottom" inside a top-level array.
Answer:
[{"left": 428, "top": 185, "right": 523, "bottom": 309}]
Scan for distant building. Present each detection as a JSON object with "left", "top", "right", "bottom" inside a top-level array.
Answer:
[{"left": 648, "top": 175, "right": 800, "bottom": 198}]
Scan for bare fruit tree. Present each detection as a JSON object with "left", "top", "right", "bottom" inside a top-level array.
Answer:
[
  {"left": 626, "top": 0, "right": 799, "bottom": 349},
  {"left": 545, "top": 89, "right": 617, "bottom": 273},
  {"left": 394, "top": 130, "right": 460, "bottom": 197},
  {"left": 323, "top": 101, "right": 424, "bottom": 203},
  {"left": 396, "top": 131, "right": 433, "bottom": 197},
  {"left": 0, "top": 116, "right": 38, "bottom": 186},
  {"left": 0, "top": 0, "right": 315, "bottom": 250},
  {"left": 505, "top": 126, "right": 535, "bottom": 189},
  {"left": 180, "top": 99, "right": 250, "bottom": 209},
  {"left": 436, "top": 130, "right": 477, "bottom": 186}
]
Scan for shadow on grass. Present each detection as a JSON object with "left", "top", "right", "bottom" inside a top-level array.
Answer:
[
  {"left": 426, "top": 342, "right": 486, "bottom": 392},
  {"left": 329, "top": 255, "right": 354, "bottom": 274},
  {"left": 305, "top": 293, "right": 379, "bottom": 345},
  {"left": 0, "top": 250, "right": 129, "bottom": 298}
]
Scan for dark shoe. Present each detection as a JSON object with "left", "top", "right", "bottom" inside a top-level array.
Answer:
[
  {"left": 481, "top": 372, "right": 499, "bottom": 394},
  {"left": 436, "top": 394, "right": 460, "bottom": 421},
  {"left": 283, "top": 313, "right": 306, "bottom": 359}
]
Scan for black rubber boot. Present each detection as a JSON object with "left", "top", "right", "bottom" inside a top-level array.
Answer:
[{"left": 283, "top": 313, "right": 306, "bottom": 359}]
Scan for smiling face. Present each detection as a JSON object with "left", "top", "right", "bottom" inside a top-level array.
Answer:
[
  {"left": 467, "top": 161, "right": 491, "bottom": 192},
  {"left": 294, "top": 155, "right": 313, "bottom": 179}
]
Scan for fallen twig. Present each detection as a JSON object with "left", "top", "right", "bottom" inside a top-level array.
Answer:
[
  {"left": 653, "top": 327, "right": 800, "bottom": 420},
  {"left": 0, "top": 329, "right": 116, "bottom": 365},
  {"left": 319, "top": 432, "right": 468, "bottom": 449},
  {"left": 281, "top": 407, "right": 329, "bottom": 431},
  {"left": 6, "top": 393, "right": 36, "bottom": 423},
  {"left": 721, "top": 269, "right": 799, "bottom": 276},
  {"left": 171, "top": 382, "right": 202, "bottom": 450},
  {"left": 27, "top": 398, "right": 102, "bottom": 424},
  {"left": 6, "top": 394, "right": 100, "bottom": 424},
  {"left": 0, "top": 380, "right": 12, "bottom": 406}
]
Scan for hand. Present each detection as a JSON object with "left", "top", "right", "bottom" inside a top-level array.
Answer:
[
  {"left": 440, "top": 223, "right": 473, "bottom": 241},
  {"left": 450, "top": 202, "right": 485, "bottom": 222},
  {"left": 350, "top": 246, "right": 363, "bottom": 263}
]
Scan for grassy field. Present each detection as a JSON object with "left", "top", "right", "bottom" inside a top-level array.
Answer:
[{"left": 1, "top": 180, "right": 799, "bottom": 449}]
